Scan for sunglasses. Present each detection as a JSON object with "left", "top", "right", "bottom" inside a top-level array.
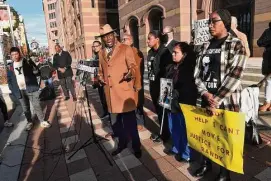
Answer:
[{"left": 208, "top": 19, "right": 222, "bottom": 25}]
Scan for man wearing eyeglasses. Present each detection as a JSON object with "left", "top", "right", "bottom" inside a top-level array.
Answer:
[{"left": 163, "top": 26, "right": 178, "bottom": 54}]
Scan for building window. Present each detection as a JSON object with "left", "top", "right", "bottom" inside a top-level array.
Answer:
[
  {"left": 48, "top": 3, "right": 56, "bottom": 11},
  {"left": 148, "top": 7, "right": 163, "bottom": 31},
  {"left": 49, "top": 12, "right": 56, "bottom": 20},
  {"left": 129, "top": 17, "right": 139, "bottom": 49},
  {"left": 106, "top": 0, "right": 118, "bottom": 9},
  {"left": 50, "top": 21, "right": 57, "bottom": 28},
  {"left": 91, "top": 0, "right": 95, "bottom": 8}
]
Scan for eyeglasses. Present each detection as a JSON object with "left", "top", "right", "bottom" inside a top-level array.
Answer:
[
  {"left": 208, "top": 19, "right": 222, "bottom": 25},
  {"left": 92, "top": 45, "right": 100, "bottom": 48}
]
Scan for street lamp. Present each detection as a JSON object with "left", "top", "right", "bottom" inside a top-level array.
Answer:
[{"left": 0, "top": 0, "right": 16, "bottom": 46}]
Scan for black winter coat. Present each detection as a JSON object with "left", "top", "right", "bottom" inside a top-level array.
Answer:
[
  {"left": 165, "top": 54, "right": 198, "bottom": 113},
  {"left": 147, "top": 45, "right": 173, "bottom": 83},
  {"left": 257, "top": 28, "right": 271, "bottom": 75},
  {"left": 53, "top": 51, "right": 73, "bottom": 79}
]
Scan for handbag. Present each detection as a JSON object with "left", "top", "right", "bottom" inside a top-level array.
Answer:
[
  {"left": 245, "top": 119, "right": 262, "bottom": 145},
  {"left": 39, "top": 85, "right": 56, "bottom": 101}
]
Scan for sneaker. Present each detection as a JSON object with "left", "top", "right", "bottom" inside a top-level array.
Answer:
[
  {"left": 40, "top": 121, "right": 51, "bottom": 128},
  {"left": 163, "top": 148, "right": 175, "bottom": 156},
  {"left": 4, "top": 121, "right": 14, "bottom": 127},
  {"left": 134, "top": 150, "right": 142, "bottom": 158},
  {"left": 259, "top": 102, "right": 271, "bottom": 112},
  {"left": 150, "top": 133, "right": 159, "bottom": 141},
  {"left": 25, "top": 122, "right": 33, "bottom": 131}
]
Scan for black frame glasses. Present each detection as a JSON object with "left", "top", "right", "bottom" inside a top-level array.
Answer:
[{"left": 208, "top": 19, "right": 222, "bottom": 25}]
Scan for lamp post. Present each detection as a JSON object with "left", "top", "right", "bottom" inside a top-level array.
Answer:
[{"left": 0, "top": 0, "right": 16, "bottom": 46}]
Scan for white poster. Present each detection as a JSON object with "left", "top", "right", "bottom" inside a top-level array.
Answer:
[
  {"left": 159, "top": 78, "right": 173, "bottom": 110},
  {"left": 193, "top": 19, "right": 212, "bottom": 45}
]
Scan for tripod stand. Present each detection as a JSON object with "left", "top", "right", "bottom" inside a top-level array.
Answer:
[{"left": 67, "top": 73, "right": 113, "bottom": 166}]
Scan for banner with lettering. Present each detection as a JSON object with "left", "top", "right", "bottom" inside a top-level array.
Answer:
[
  {"left": 180, "top": 104, "right": 245, "bottom": 174},
  {"left": 193, "top": 19, "right": 212, "bottom": 45}
]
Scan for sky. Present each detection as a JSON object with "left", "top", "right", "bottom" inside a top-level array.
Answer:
[{"left": 7, "top": 0, "right": 48, "bottom": 46}]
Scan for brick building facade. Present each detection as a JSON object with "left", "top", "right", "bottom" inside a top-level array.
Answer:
[
  {"left": 43, "top": 0, "right": 58, "bottom": 55},
  {"left": 44, "top": 0, "right": 119, "bottom": 60},
  {"left": 119, "top": 0, "right": 270, "bottom": 57}
]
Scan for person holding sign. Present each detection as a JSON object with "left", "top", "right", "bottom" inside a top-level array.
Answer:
[
  {"left": 193, "top": 9, "right": 248, "bottom": 181},
  {"left": 147, "top": 30, "right": 173, "bottom": 143},
  {"left": 164, "top": 42, "right": 197, "bottom": 162}
]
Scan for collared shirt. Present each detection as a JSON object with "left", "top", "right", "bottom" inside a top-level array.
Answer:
[
  {"left": 59, "top": 51, "right": 63, "bottom": 56},
  {"left": 165, "top": 39, "right": 174, "bottom": 47}
]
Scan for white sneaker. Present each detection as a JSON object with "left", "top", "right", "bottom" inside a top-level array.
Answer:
[
  {"left": 25, "top": 122, "right": 33, "bottom": 131},
  {"left": 40, "top": 121, "right": 51, "bottom": 128},
  {"left": 4, "top": 121, "right": 13, "bottom": 127}
]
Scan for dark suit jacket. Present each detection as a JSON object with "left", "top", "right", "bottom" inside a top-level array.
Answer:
[
  {"left": 166, "top": 39, "right": 178, "bottom": 54},
  {"left": 53, "top": 51, "right": 73, "bottom": 79}
]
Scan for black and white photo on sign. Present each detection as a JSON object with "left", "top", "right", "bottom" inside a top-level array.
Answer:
[
  {"left": 201, "top": 48, "right": 221, "bottom": 91},
  {"left": 193, "top": 19, "right": 212, "bottom": 45},
  {"left": 159, "top": 78, "right": 173, "bottom": 110}
]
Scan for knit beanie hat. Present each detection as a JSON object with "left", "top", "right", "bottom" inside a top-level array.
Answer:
[{"left": 216, "top": 9, "right": 231, "bottom": 32}]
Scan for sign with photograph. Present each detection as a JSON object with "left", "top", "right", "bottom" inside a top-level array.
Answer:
[
  {"left": 193, "top": 19, "right": 212, "bottom": 45},
  {"left": 159, "top": 78, "right": 173, "bottom": 110}
]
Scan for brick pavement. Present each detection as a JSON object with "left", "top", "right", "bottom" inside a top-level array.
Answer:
[{"left": 18, "top": 80, "right": 271, "bottom": 181}]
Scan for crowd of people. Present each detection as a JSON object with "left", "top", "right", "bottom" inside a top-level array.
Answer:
[{"left": 1, "top": 8, "right": 271, "bottom": 181}]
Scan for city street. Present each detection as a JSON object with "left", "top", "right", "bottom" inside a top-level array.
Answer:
[{"left": 0, "top": 76, "right": 270, "bottom": 181}]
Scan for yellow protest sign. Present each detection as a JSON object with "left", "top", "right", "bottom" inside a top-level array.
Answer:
[{"left": 180, "top": 104, "right": 245, "bottom": 174}]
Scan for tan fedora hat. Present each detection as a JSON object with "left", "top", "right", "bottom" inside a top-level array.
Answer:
[{"left": 98, "top": 24, "right": 117, "bottom": 37}]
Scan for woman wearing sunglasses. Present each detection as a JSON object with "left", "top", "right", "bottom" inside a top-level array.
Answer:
[{"left": 193, "top": 9, "right": 248, "bottom": 181}]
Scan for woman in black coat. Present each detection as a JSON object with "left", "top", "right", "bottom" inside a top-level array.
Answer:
[
  {"left": 147, "top": 30, "right": 173, "bottom": 142},
  {"left": 164, "top": 42, "right": 197, "bottom": 162}
]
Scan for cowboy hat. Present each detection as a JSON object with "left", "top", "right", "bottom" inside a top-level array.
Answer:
[{"left": 98, "top": 24, "right": 118, "bottom": 37}]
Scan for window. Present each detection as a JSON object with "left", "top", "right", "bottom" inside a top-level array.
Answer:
[
  {"left": 106, "top": 0, "right": 118, "bottom": 9},
  {"left": 148, "top": 8, "right": 163, "bottom": 31},
  {"left": 129, "top": 18, "right": 139, "bottom": 49},
  {"left": 50, "top": 21, "right": 57, "bottom": 28},
  {"left": 91, "top": 0, "right": 95, "bottom": 8},
  {"left": 49, "top": 12, "right": 56, "bottom": 20},
  {"left": 48, "top": 3, "right": 56, "bottom": 10}
]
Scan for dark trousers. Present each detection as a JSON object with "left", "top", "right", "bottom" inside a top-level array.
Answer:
[
  {"left": 97, "top": 85, "right": 108, "bottom": 114},
  {"left": 19, "top": 90, "right": 45, "bottom": 123},
  {"left": 136, "top": 106, "right": 145, "bottom": 126},
  {"left": 111, "top": 111, "right": 141, "bottom": 152},
  {"left": 201, "top": 156, "right": 230, "bottom": 176},
  {"left": 149, "top": 81, "right": 170, "bottom": 141},
  {"left": 0, "top": 97, "right": 8, "bottom": 121},
  {"left": 59, "top": 76, "right": 76, "bottom": 98}
]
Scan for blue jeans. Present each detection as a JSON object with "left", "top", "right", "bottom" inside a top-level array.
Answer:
[
  {"left": 19, "top": 90, "right": 45, "bottom": 123},
  {"left": 168, "top": 112, "right": 190, "bottom": 160}
]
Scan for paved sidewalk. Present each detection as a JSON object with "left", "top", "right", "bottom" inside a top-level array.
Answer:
[{"left": 12, "top": 81, "right": 271, "bottom": 181}]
